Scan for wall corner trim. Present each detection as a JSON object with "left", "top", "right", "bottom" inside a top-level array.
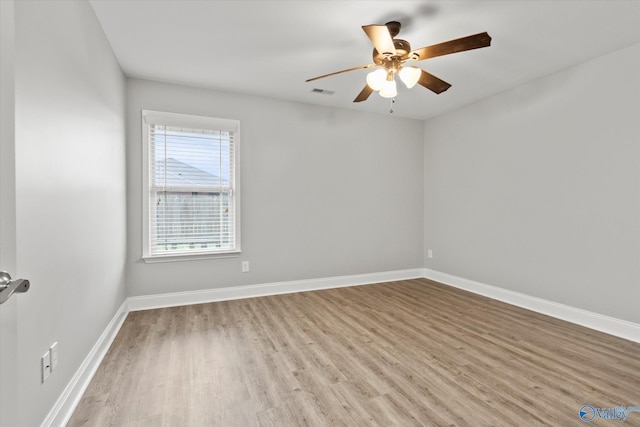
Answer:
[
  {"left": 422, "top": 268, "right": 640, "bottom": 344},
  {"left": 41, "top": 300, "right": 130, "bottom": 427}
]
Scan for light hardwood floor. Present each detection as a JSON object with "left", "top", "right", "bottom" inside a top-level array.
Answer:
[{"left": 68, "top": 279, "right": 640, "bottom": 426}]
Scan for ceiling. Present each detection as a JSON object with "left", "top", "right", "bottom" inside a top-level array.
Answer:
[{"left": 89, "top": 1, "right": 640, "bottom": 120}]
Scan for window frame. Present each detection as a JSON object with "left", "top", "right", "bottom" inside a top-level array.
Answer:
[{"left": 141, "top": 109, "right": 241, "bottom": 263}]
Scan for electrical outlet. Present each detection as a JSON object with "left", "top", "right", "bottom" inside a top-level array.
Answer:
[
  {"left": 242, "top": 261, "right": 250, "bottom": 273},
  {"left": 41, "top": 351, "right": 51, "bottom": 383},
  {"left": 428, "top": 249, "right": 433, "bottom": 259},
  {"left": 50, "top": 342, "right": 58, "bottom": 372}
]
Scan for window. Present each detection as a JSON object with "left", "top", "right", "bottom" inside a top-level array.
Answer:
[{"left": 142, "top": 110, "right": 240, "bottom": 262}]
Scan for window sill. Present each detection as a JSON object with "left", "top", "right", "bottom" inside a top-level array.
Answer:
[{"left": 142, "top": 250, "right": 241, "bottom": 264}]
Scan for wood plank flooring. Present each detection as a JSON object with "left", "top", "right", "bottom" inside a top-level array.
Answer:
[{"left": 68, "top": 279, "right": 640, "bottom": 426}]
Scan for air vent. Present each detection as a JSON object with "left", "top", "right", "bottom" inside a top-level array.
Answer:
[{"left": 311, "top": 88, "right": 335, "bottom": 95}]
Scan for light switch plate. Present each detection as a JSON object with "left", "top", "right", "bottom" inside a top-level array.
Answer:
[{"left": 42, "top": 351, "right": 51, "bottom": 383}]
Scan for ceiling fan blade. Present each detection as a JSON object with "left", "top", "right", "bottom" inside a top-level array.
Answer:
[
  {"left": 411, "top": 32, "right": 492, "bottom": 61},
  {"left": 362, "top": 24, "right": 397, "bottom": 57},
  {"left": 418, "top": 70, "right": 451, "bottom": 94},
  {"left": 353, "top": 85, "right": 374, "bottom": 103},
  {"left": 306, "top": 64, "right": 376, "bottom": 82}
]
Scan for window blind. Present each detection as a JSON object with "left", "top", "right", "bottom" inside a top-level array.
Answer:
[{"left": 148, "top": 122, "right": 237, "bottom": 256}]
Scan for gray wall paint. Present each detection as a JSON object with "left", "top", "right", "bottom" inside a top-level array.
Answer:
[
  {"left": 10, "top": 2, "right": 638, "bottom": 422},
  {"left": 126, "top": 78, "right": 424, "bottom": 296},
  {"left": 424, "top": 43, "right": 640, "bottom": 323},
  {"left": 14, "top": 2, "right": 127, "bottom": 425},
  {"left": 0, "top": 1, "right": 18, "bottom": 426}
]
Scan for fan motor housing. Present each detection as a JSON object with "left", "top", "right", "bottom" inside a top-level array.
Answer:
[{"left": 373, "top": 39, "right": 412, "bottom": 64}]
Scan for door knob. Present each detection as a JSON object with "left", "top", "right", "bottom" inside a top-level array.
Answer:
[{"left": 0, "top": 271, "right": 30, "bottom": 304}]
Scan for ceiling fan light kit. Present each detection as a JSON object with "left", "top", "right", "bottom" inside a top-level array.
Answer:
[
  {"left": 398, "top": 66, "right": 421, "bottom": 89},
  {"left": 379, "top": 78, "right": 397, "bottom": 98},
  {"left": 306, "top": 21, "right": 491, "bottom": 105},
  {"left": 366, "top": 69, "right": 387, "bottom": 91}
]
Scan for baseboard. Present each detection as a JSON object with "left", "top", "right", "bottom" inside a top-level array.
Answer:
[
  {"left": 422, "top": 268, "right": 640, "bottom": 344},
  {"left": 41, "top": 300, "right": 129, "bottom": 427},
  {"left": 127, "top": 268, "right": 425, "bottom": 311}
]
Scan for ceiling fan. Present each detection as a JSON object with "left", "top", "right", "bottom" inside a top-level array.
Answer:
[{"left": 306, "top": 21, "right": 491, "bottom": 102}]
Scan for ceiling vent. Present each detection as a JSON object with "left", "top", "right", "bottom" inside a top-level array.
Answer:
[{"left": 311, "top": 88, "right": 335, "bottom": 95}]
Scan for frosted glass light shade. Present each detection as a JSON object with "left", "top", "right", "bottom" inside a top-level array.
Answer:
[
  {"left": 399, "top": 66, "right": 421, "bottom": 89},
  {"left": 366, "top": 69, "right": 387, "bottom": 91},
  {"left": 379, "top": 79, "right": 397, "bottom": 98}
]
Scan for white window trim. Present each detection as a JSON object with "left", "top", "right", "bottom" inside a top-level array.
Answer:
[{"left": 141, "top": 109, "right": 241, "bottom": 263}]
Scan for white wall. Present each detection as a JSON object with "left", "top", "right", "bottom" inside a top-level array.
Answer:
[
  {"left": 127, "top": 78, "right": 424, "bottom": 296},
  {"left": 14, "top": 1, "right": 127, "bottom": 425},
  {"left": 0, "top": 1, "right": 19, "bottom": 426},
  {"left": 424, "top": 43, "right": 640, "bottom": 324}
]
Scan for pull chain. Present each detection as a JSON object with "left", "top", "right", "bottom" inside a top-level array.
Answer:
[{"left": 389, "top": 98, "right": 395, "bottom": 114}]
